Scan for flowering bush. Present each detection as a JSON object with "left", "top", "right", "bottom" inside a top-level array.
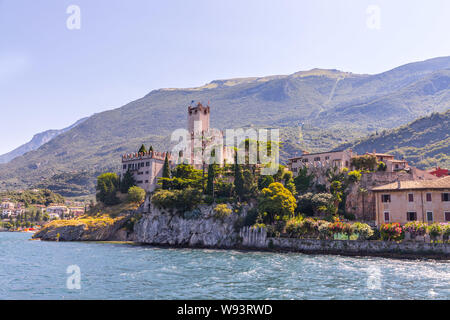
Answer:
[
  {"left": 351, "top": 222, "right": 374, "bottom": 240},
  {"left": 301, "top": 218, "right": 318, "bottom": 236},
  {"left": 285, "top": 217, "right": 303, "bottom": 237},
  {"left": 213, "top": 204, "right": 232, "bottom": 221},
  {"left": 380, "top": 223, "right": 403, "bottom": 241},
  {"left": 318, "top": 221, "right": 332, "bottom": 239},
  {"left": 403, "top": 222, "right": 427, "bottom": 237},
  {"left": 329, "top": 221, "right": 345, "bottom": 234}
]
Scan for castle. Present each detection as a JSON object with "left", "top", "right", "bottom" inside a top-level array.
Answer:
[{"left": 121, "top": 101, "right": 233, "bottom": 192}]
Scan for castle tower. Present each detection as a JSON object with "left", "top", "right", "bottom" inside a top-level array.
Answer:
[{"left": 188, "top": 101, "right": 210, "bottom": 134}]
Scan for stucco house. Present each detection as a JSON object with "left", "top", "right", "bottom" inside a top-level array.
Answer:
[{"left": 372, "top": 176, "right": 450, "bottom": 226}]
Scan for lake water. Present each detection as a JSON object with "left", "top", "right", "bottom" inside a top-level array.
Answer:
[{"left": 0, "top": 232, "right": 449, "bottom": 300}]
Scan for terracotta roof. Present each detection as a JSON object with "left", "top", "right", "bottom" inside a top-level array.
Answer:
[
  {"left": 372, "top": 176, "right": 450, "bottom": 191},
  {"left": 288, "top": 149, "right": 347, "bottom": 160},
  {"left": 364, "top": 152, "right": 395, "bottom": 158}
]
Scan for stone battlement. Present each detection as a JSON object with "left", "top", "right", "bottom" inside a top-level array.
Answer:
[{"left": 122, "top": 151, "right": 171, "bottom": 162}]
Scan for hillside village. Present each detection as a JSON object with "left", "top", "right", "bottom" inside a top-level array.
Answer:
[{"left": 0, "top": 190, "right": 87, "bottom": 231}]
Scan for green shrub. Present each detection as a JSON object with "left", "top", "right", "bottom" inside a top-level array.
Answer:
[
  {"left": 347, "top": 170, "right": 362, "bottom": 183},
  {"left": 151, "top": 187, "right": 202, "bottom": 212},
  {"left": 428, "top": 223, "right": 442, "bottom": 239},
  {"left": 127, "top": 186, "right": 146, "bottom": 203},
  {"left": 377, "top": 161, "right": 387, "bottom": 172},
  {"left": 243, "top": 208, "right": 259, "bottom": 227}
]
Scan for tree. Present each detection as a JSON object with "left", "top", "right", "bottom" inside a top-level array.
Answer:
[
  {"left": 158, "top": 164, "right": 203, "bottom": 190},
  {"left": 127, "top": 186, "right": 146, "bottom": 203},
  {"left": 234, "top": 154, "right": 245, "bottom": 200},
  {"left": 258, "top": 175, "right": 274, "bottom": 190},
  {"left": 206, "top": 163, "right": 216, "bottom": 196},
  {"left": 351, "top": 155, "right": 377, "bottom": 171},
  {"left": 120, "top": 170, "right": 136, "bottom": 193},
  {"left": 96, "top": 173, "right": 120, "bottom": 205},
  {"left": 149, "top": 145, "right": 154, "bottom": 152},
  {"left": 162, "top": 153, "right": 171, "bottom": 190},
  {"left": 282, "top": 171, "right": 296, "bottom": 196},
  {"left": 138, "top": 144, "right": 147, "bottom": 154},
  {"left": 258, "top": 182, "right": 297, "bottom": 224},
  {"left": 294, "top": 167, "right": 315, "bottom": 194}
]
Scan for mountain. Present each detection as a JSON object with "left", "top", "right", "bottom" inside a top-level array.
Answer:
[
  {"left": 0, "top": 56, "right": 449, "bottom": 196},
  {"left": 0, "top": 118, "right": 88, "bottom": 164},
  {"left": 337, "top": 110, "right": 450, "bottom": 169}
]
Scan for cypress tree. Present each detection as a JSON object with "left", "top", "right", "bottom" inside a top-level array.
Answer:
[
  {"left": 138, "top": 144, "right": 147, "bottom": 154},
  {"left": 206, "top": 163, "right": 216, "bottom": 196},
  {"left": 149, "top": 145, "right": 154, "bottom": 152},
  {"left": 120, "top": 170, "right": 136, "bottom": 193},
  {"left": 234, "top": 154, "right": 245, "bottom": 200},
  {"left": 162, "top": 153, "right": 171, "bottom": 190}
]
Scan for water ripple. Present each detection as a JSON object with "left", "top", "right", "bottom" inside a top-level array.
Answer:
[{"left": 0, "top": 233, "right": 449, "bottom": 299}]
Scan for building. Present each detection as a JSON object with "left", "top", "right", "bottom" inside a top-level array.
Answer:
[
  {"left": 373, "top": 176, "right": 450, "bottom": 226},
  {"left": 121, "top": 102, "right": 234, "bottom": 193},
  {"left": 288, "top": 149, "right": 354, "bottom": 175},
  {"left": 363, "top": 152, "right": 408, "bottom": 172},
  {"left": 121, "top": 151, "right": 172, "bottom": 193},
  {"left": 1, "top": 201, "right": 15, "bottom": 210},
  {"left": 2, "top": 209, "right": 13, "bottom": 218},
  {"left": 428, "top": 167, "right": 449, "bottom": 178},
  {"left": 69, "top": 207, "right": 85, "bottom": 217},
  {"left": 185, "top": 101, "right": 234, "bottom": 168},
  {"left": 46, "top": 206, "right": 69, "bottom": 218}
]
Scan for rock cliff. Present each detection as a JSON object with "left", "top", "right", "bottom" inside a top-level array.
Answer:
[{"left": 134, "top": 205, "right": 242, "bottom": 248}]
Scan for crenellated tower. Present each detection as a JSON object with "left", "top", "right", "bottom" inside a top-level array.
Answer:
[{"left": 188, "top": 101, "right": 210, "bottom": 134}]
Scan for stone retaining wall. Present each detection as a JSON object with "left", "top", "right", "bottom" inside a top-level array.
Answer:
[{"left": 240, "top": 227, "right": 450, "bottom": 258}]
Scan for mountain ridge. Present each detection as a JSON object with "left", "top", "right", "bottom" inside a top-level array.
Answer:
[
  {"left": 0, "top": 117, "right": 88, "bottom": 164},
  {"left": 0, "top": 56, "right": 449, "bottom": 196}
]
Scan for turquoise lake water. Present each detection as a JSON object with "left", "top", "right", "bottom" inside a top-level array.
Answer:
[{"left": 0, "top": 232, "right": 449, "bottom": 299}]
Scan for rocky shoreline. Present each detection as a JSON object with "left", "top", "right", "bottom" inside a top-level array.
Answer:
[{"left": 32, "top": 205, "right": 450, "bottom": 260}]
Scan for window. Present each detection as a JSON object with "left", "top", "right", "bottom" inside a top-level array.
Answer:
[
  {"left": 407, "top": 212, "right": 417, "bottom": 221},
  {"left": 141, "top": 162, "right": 145, "bottom": 167},
  {"left": 145, "top": 180, "right": 149, "bottom": 183},
  {"left": 426, "top": 193, "right": 432, "bottom": 202},
  {"left": 442, "top": 193, "right": 450, "bottom": 202},
  {"left": 408, "top": 193, "right": 414, "bottom": 202},
  {"left": 384, "top": 212, "right": 390, "bottom": 222},
  {"left": 292, "top": 168, "right": 298, "bottom": 172},
  {"left": 123, "top": 165, "right": 126, "bottom": 170},
  {"left": 446, "top": 212, "right": 450, "bottom": 222},
  {"left": 381, "top": 194, "right": 391, "bottom": 203},
  {"left": 302, "top": 159, "right": 309, "bottom": 163},
  {"left": 137, "top": 181, "right": 143, "bottom": 184},
  {"left": 314, "top": 157, "right": 321, "bottom": 161},
  {"left": 146, "top": 162, "right": 150, "bottom": 167},
  {"left": 426, "top": 212, "right": 433, "bottom": 222},
  {"left": 325, "top": 156, "right": 330, "bottom": 160},
  {"left": 395, "top": 164, "right": 399, "bottom": 169}
]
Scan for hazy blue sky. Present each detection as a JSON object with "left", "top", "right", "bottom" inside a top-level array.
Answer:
[{"left": 1, "top": 0, "right": 449, "bottom": 154}]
